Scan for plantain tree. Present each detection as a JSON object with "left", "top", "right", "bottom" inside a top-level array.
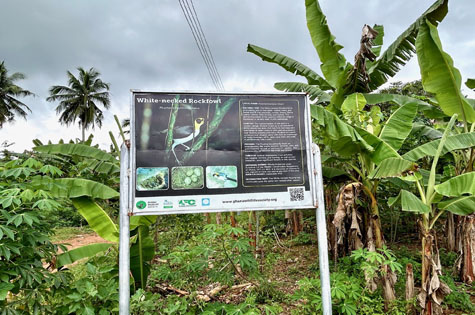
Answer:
[
  {"left": 248, "top": 0, "right": 451, "bottom": 303},
  {"left": 415, "top": 18, "right": 475, "bottom": 290},
  {"left": 247, "top": 0, "right": 449, "bottom": 248},
  {"left": 365, "top": 17, "right": 475, "bottom": 313}
]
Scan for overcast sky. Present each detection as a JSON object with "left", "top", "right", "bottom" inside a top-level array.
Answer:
[{"left": 1, "top": 0, "right": 474, "bottom": 152}]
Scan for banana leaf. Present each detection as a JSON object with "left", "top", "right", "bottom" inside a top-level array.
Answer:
[
  {"left": 367, "top": 0, "right": 448, "bottom": 90},
  {"left": 57, "top": 243, "right": 113, "bottom": 268},
  {"left": 368, "top": 158, "right": 414, "bottom": 179},
  {"left": 34, "top": 143, "right": 117, "bottom": 162},
  {"left": 72, "top": 197, "right": 119, "bottom": 243},
  {"left": 370, "top": 25, "right": 384, "bottom": 59},
  {"left": 438, "top": 196, "right": 475, "bottom": 215},
  {"left": 130, "top": 215, "right": 156, "bottom": 230},
  {"left": 403, "top": 132, "right": 475, "bottom": 161},
  {"left": 434, "top": 172, "right": 475, "bottom": 197},
  {"left": 353, "top": 127, "right": 400, "bottom": 164},
  {"left": 341, "top": 93, "right": 366, "bottom": 115},
  {"left": 322, "top": 167, "right": 349, "bottom": 179},
  {"left": 311, "top": 105, "right": 373, "bottom": 156},
  {"left": 388, "top": 190, "right": 430, "bottom": 214},
  {"left": 274, "top": 82, "right": 331, "bottom": 103},
  {"left": 416, "top": 20, "right": 475, "bottom": 124},
  {"left": 410, "top": 122, "right": 442, "bottom": 140},
  {"left": 52, "top": 178, "right": 119, "bottom": 199},
  {"left": 363, "top": 93, "right": 446, "bottom": 119},
  {"left": 379, "top": 102, "right": 418, "bottom": 150},
  {"left": 247, "top": 44, "right": 332, "bottom": 90},
  {"left": 130, "top": 225, "right": 154, "bottom": 289},
  {"left": 305, "top": 0, "right": 349, "bottom": 88}
]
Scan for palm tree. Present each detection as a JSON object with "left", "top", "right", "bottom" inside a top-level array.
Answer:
[
  {"left": 47, "top": 67, "right": 111, "bottom": 141},
  {"left": 0, "top": 61, "right": 33, "bottom": 127}
]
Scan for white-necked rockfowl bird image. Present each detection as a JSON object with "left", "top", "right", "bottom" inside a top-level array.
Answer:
[
  {"left": 171, "top": 117, "right": 205, "bottom": 164},
  {"left": 212, "top": 172, "right": 237, "bottom": 182}
]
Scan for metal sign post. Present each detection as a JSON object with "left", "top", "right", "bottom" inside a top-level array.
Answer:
[
  {"left": 313, "top": 143, "right": 332, "bottom": 315},
  {"left": 119, "top": 144, "right": 130, "bottom": 315}
]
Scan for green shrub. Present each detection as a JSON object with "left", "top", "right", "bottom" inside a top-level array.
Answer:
[
  {"left": 440, "top": 275, "right": 475, "bottom": 312},
  {"left": 0, "top": 158, "right": 69, "bottom": 312}
]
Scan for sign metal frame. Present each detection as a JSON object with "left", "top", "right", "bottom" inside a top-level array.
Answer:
[
  {"left": 119, "top": 90, "right": 332, "bottom": 315},
  {"left": 129, "top": 90, "right": 316, "bottom": 216}
]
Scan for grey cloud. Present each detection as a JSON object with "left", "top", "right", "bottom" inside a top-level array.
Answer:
[{"left": 1, "top": 0, "right": 474, "bottom": 151}]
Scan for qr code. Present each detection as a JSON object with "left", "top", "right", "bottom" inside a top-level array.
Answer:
[{"left": 288, "top": 187, "right": 305, "bottom": 202}]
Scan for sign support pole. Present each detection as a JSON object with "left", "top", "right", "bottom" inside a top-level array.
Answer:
[
  {"left": 119, "top": 144, "right": 130, "bottom": 315},
  {"left": 312, "top": 143, "right": 332, "bottom": 315}
]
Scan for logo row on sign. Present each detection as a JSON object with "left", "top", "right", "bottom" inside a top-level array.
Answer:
[{"left": 135, "top": 198, "right": 211, "bottom": 210}]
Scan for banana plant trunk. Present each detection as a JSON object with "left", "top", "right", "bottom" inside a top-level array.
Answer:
[
  {"left": 419, "top": 228, "right": 451, "bottom": 315},
  {"left": 446, "top": 213, "right": 456, "bottom": 252},
  {"left": 459, "top": 215, "right": 475, "bottom": 284}
]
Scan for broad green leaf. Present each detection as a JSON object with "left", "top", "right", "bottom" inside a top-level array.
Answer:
[
  {"left": 465, "top": 78, "right": 475, "bottom": 90},
  {"left": 311, "top": 105, "right": 373, "bottom": 156},
  {"left": 305, "top": 0, "right": 349, "bottom": 88},
  {"left": 130, "top": 215, "right": 156, "bottom": 230},
  {"left": 130, "top": 225, "right": 154, "bottom": 288},
  {"left": 34, "top": 143, "right": 117, "bottom": 162},
  {"left": 274, "top": 82, "right": 331, "bottom": 103},
  {"left": 379, "top": 102, "right": 418, "bottom": 150},
  {"left": 247, "top": 44, "right": 332, "bottom": 90},
  {"left": 370, "top": 25, "right": 384, "bottom": 59},
  {"left": 389, "top": 190, "right": 430, "bottom": 214},
  {"left": 403, "top": 132, "right": 475, "bottom": 161},
  {"left": 367, "top": 0, "right": 448, "bottom": 90},
  {"left": 434, "top": 172, "right": 475, "bottom": 197},
  {"left": 368, "top": 158, "right": 414, "bottom": 179},
  {"left": 410, "top": 122, "right": 442, "bottom": 140},
  {"left": 57, "top": 243, "right": 113, "bottom": 267},
  {"left": 52, "top": 178, "right": 119, "bottom": 199},
  {"left": 416, "top": 20, "right": 475, "bottom": 123},
  {"left": 72, "top": 197, "right": 119, "bottom": 243},
  {"left": 341, "top": 93, "right": 366, "bottom": 118},
  {"left": 426, "top": 115, "right": 457, "bottom": 203},
  {"left": 354, "top": 127, "right": 400, "bottom": 164},
  {"left": 399, "top": 171, "right": 423, "bottom": 183},
  {"left": 438, "top": 196, "right": 475, "bottom": 215},
  {"left": 363, "top": 93, "right": 446, "bottom": 118},
  {"left": 322, "top": 167, "right": 348, "bottom": 179}
]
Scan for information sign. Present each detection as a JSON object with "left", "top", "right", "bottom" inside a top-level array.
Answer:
[{"left": 130, "top": 92, "right": 315, "bottom": 215}]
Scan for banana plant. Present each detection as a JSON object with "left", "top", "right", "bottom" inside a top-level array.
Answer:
[
  {"left": 34, "top": 143, "right": 156, "bottom": 289},
  {"left": 248, "top": 0, "right": 448, "bottom": 109},
  {"left": 383, "top": 115, "right": 475, "bottom": 314},
  {"left": 248, "top": 0, "right": 449, "bottom": 249}
]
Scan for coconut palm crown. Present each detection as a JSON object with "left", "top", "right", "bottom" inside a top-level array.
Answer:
[
  {"left": 0, "top": 61, "right": 34, "bottom": 127},
  {"left": 47, "top": 67, "right": 110, "bottom": 141}
]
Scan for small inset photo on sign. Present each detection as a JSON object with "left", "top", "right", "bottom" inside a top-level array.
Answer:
[
  {"left": 171, "top": 166, "right": 204, "bottom": 190},
  {"left": 206, "top": 166, "right": 238, "bottom": 189},
  {"left": 136, "top": 167, "right": 169, "bottom": 191}
]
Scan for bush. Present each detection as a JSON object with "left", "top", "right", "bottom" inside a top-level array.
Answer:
[{"left": 0, "top": 158, "right": 69, "bottom": 312}]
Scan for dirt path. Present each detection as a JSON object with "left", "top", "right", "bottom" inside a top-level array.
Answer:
[{"left": 57, "top": 233, "right": 111, "bottom": 251}]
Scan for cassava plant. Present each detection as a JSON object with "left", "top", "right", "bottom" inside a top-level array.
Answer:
[{"left": 0, "top": 157, "right": 69, "bottom": 312}]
